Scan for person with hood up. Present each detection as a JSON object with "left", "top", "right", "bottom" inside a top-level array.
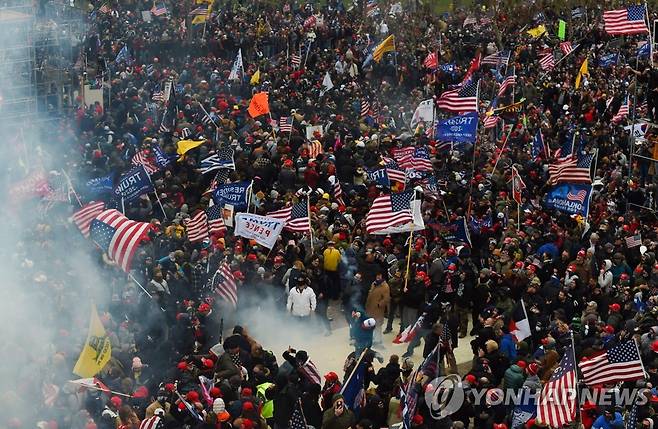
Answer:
[{"left": 321, "top": 394, "right": 355, "bottom": 429}]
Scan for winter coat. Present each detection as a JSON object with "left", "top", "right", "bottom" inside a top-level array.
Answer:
[
  {"left": 321, "top": 407, "right": 356, "bottom": 429},
  {"left": 365, "top": 281, "right": 391, "bottom": 320},
  {"left": 502, "top": 364, "right": 525, "bottom": 391},
  {"left": 522, "top": 374, "right": 542, "bottom": 391},
  {"left": 499, "top": 333, "right": 517, "bottom": 360}
]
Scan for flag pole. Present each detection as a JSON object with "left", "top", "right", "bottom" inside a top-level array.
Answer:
[
  {"left": 127, "top": 272, "right": 165, "bottom": 312},
  {"left": 121, "top": 197, "right": 125, "bottom": 214},
  {"left": 490, "top": 122, "right": 514, "bottom": 177},
  {"left": 288, "top": 115, "right": 294, "bottom": 145},
  {"left": 570, "top": 331, "right": 583, "bottom": 426},
  {"left": 403, "top": 227, "right": 414, "bottom": 292},
  {"left": 61, "top": 169, "right": 83, "bottom": 207},
  {"left": 634, "top": 337, "right": 649, "bottom": 379},
  {"left": 67, "top": 381, "right": 133, "bottom": 398},
  {"left": 307, "top": 196, "right": 314, "bottom": 254},
  {"left": 645, "top": 2, "right": 653, "bottom": 67}
]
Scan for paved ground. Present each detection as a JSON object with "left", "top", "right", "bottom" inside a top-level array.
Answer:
[{"left": 254, "top": 302, "right": 475, "bottom": 378}]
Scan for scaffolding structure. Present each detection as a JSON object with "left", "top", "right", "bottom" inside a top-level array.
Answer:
[{"left": 0, "top": 0, "right": 85, "bottom": 125}]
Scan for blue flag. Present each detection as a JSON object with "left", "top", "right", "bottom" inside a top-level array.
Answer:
[
  {"left": 86, "top": 173, "right": 114, "bottom": 195},
  {"left": 212, "top": 181, "right": 251, "bottom": 209},
  {"left": 113, "top": 165, "right": 153, "bottom": 203},
  {"left": 545, "top": 183, "right": 592, "bottom": 216},
  {"left": 598, "top": 53, "right": 618, "bottom": 68},
  {"left": 434, "top": 218, "right": 471, "bottom": 246},
  {"left": 152, "top": 144, "right": 175, "bottom": 168},
  {"left": 435, "top": 112, "right": 478, "bottom": 143},
  {"left": 341, "top": 356, "right": 367, "bottom": 412},
  {"left": 438, "top": 63, "right": 456, "bottom": 74},
  {"left": 638, "top": 42, "right": 651, "bottom": 59},
  {"left": 403, "top": 345, "right": 440, "bottom": 428},
  {"left": 510, "top": 390, "right": 536, "bottom": 429},
  {"left": 367, "top": 168, "right": 391, "bottom": 187},
  {"left": 532, "top": 130, "right": 545, "bottom": 160},
  {"left": 115, "top": 46, "right": 133, "bottom": 65}
]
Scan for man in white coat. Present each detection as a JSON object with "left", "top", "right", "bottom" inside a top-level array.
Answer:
[{"left": 287, "top": 278, "right": 317, "bottom": 320}]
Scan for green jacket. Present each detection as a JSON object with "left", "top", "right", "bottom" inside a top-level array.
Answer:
[
  {"left": 321, "top": 407, "right": 355, "bottom": 429},
  {"left": 503, "top": 364, "right": 525, "bottom": 391}
]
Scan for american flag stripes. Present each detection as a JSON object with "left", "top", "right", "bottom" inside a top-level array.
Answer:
[
  {"left": 279, "top": 116, "right": 293, "bottom": 133},
  {"left": 181, "top": 128, "right": 192, "bottom": 139},
  {"left": 604, "top": 5, "right": 649, "bottom": 35},
  {"left": 365, "top": 191, "right": 414, "bottom": 234},
  {"left": 131, "top": 150, "right": 159, "bottom": 175},
  {"left": 212, "top": 262, "right": 238, "bottom": 307},
  {"left": 578, "top": 340, "right": 645, "bottom": 385},
  {"left": 185, "top": 211, "right": 210, "bottom": 243},
  {"left": 559, "top": 41, "right": 575, "bottom": 56},
  {"left": 139, "top": 416, "right": 162, "bottom": 429},
  {"left": 309, "top": 140, "right": 323, "bottom": 159},
  {"left": 360, "top": 100, "right": 371, "bottom": 118},
  {"left": 536, "top": 342, "right": 577, "bottom": 428},
  {"left": 206, "top": 204, "right": 227, "bottom": 235},
  {"left": 483, "top": 111, "right": 499, "bottom": 129},
  {"left": 291, "top": 53, "right": 301, "bottom": 69},
  {"left": 548, "top": 152, "right": 594, "bottom": 185},
  {"left": 625, "top": 234, "right": 643, "bottom": 248},
  {"left": 612, "top": 98, "right": 630, "bottom": 123},
  {"left": 89, "top": 209, "right": 152, "bottom": 272},
  {"left": 497, "top": 67, "right": 516, "bottom": 97},
  {"left": 333, "top": 180, "right": 345, "bottom": 206},
  {"left": 481, "top": 50, "right": 511, "bottom": 66},
  {"left": 539, "top": 52, "right": 555, "bottom": 71},
  {"left": 392, "top": 146, "right": 433, "bottom": 171},
  {"left": 267, "top": 202, "right": 311, "bottom": 232},
  {"left": 423, "top": 51, "right": 438, "bottom": 69},
  {"left": 150, "top": 3, "right": 167, "bottom": 16},
  {"left": 98, "top": 3, "right": 110, "bottom": 13},
  {"left": 511, "top": 166, "right": 525, "bottom": 204},
  {"left": 437, "top": 80, "right": 479, "bottom": 112},
  {"left": 566, "top": 189, "right": 587, "bottom": 204},
  {"left": 152, "top": 91, "right": 165, "bottom": 102},
  {"left": 72, "top": 201, "right": 105, "bottom": 238}
]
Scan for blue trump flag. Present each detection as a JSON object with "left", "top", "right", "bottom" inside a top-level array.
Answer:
[
  {"left": 638, "top": 42, "right": 651, "bottom": 59},
  {"left": 367, "top": 168, "right": 391, "bottom": 187},
  {"left": 598, "top": 53, "right": 618, "bottom": 68},
  {"left": 545, "top": 183, "right": 592, "bottom": 216},
  {"left": 86, "top": 173, "right": 114, "bottom": 195},
  {"left": 212, "top": 181, "right": 251, "bottom": 209},
  {"left": 531, "top": 130, "right": 546, "bottom": 160},
  {"left": 152, "top": 144, "right": 176, "bottom": 168},
  {"left": 435, "top": 112, "right": 478, "bottom": 143},
  {"left": 341, "top": 353, "right": 368, "bottom": 412},
  {"left": 113, "top": 165, "right": 153, "bottom": 203},
  {"left": 432, "top": 217, "right": 472, "bottom": 246}
]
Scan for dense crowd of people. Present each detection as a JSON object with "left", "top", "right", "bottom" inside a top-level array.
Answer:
[{"left": 6, "top": 0, "right": 658, "bottom": 428}]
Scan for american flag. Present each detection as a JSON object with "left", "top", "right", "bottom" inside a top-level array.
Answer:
[
  {"left": 638, "top": 99, "right": 649, "bottom": 118},
  {"left": 150, "top": 3, "right": 167, "bottom": 16},
  {"left": 612, "top": 98, "right": 630, "bottom": 123},
  {"left": 333, "top": 180, "right": 345, "bottom": 206},
  {"left": 291, "top": 53, "right": 301, "bottom": 69},
  {"left": 139, "top": 416, "right": 163, "bottom": 429},
  {"left": 423, "top": 51, "right": 439, "bottom": 69},
  {"left": 43, "top": 173, "right": 72, "bottom": 203},
  {"left": 185, "top": 210, "right": 209, "bottom": 243},
  {"left": 360, "top": 99, "right": 371, "bottom": 118},
  {"left": 536, "top": 342, "right": 577, "bottom": 428},
  {"left": 382, "top": 157, "right": 407, "bottom": 181},
  {"left": 309, "top": 140, "right": 323, "bottom": 159},
  {"left": 567, "top": 189, "right": 587, "bottom": 204},
  {"left": 98, "top": 3, "right": 110, "bottom": 13},
  {"left": 211, "top": 262, "right": 238, "bottom": 307},
  {"left": 303, "top": 14, "right": 317, "bottom": 29},
  {"left": 539, "top": 52, "right": 555, "bottom": 71},
  {"left": 511, "top": 166, "right": 526, "bottom": 204},
  {"left": 201, "top": 111, "right": 215, "bottom": 126},
  {"left": 394, "top": 313, "right": 424, "bottom": 343},
  {"left": 289, "top": 399, "right": 308, "bottom": 429},
  {"left": 627, "top": 398, "right": 640, "bottom": 429},
  {"left": 207, "top": 203, "right": 227, "bottom": 235},
  {"left": 559, "top": 41, "right": 575, "bottom": 56},
  {"left": 72, "top": 201, "right": 105, "bottom": 238},
  {"left": 604, "top": 5, "right": 649, "bottom": 35},
  {"left": 483, "top": 111, "right": 499, "bottom": 129},
  {"left": 205, "top": 169, "right": 230, "bottom": 195},
  {"left": 578, "top": 340, "right": 645, "bottom": 385},
  {"left": 625, "top": 234, "right": 642, "bottom": 248},
  {"left": 365, "top": 191, "right": 414, "bottom": 234},
  {"left": 481, "top": 50, "right": 510, "bottom": 66},
  {"left": 279, "top": 116, "right": 293, "bottom": 132},
  {"left": 463, "top": 16, "right": 477, "bottom": 26},
  {"left": 437, "top": 80, "right": 479, "bottom": 112},
  {"left": 402, "top": 345, "right": 439, "bottom": 428},
  {"left": 365, "top": 0, "right": 379, "bottom": 17},
  {"left": 152, "top": 91, "right": 165, "bottom": 102},
  {"left": 131, "top": 150, "right": 159, "bottom": 175},
  {"left": 456, "top": 54, "right": 480, "bottom": 87},
  {"left": 548, "top": 152, "right": 594, "bottom": 185},
  {"left": 189, "top": 5, "right": 208, "bottom": 16},
  {"left": 267, "top": 202, "right": 310, "bottom": 232},
  {"left": 392, "top": 146, "right": 433, "bottom": 171},
  {"left": 300, "top": 359, "right": 322, "bottom": 385},
  {"left": 89, "top": 209, "right": 152, "bottom": 272},
  {"left": 497, "top": 66, "right": 516, "bottom": 97}
]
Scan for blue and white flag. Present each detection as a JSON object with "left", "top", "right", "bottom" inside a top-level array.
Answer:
[
  {"left": 637, "top": 41, "right": 651, "bottom": 58},
  {"left": 115, "top": 46, "right": 133, "bottom": 65},
  {"left": 86, "top": 173, "right": 114, "bottom": 195},
  {"left": 510, "top": 390, "right": 536, "bottom": 429},
  {"left": 112, "top": 165, "right": 153, "bottom": 203},
  {"left": 598, "top": 53, "right": 618, "bottom": 67},
  {"left": 367, "top": 168, "right": 391, "bottom": 187},
  {"left": 228, "top": 49, "right": 244, "bottom": 81},
  {"left": 212, "top": 181, "right": 251, "bottom": 209},
  {"left": 435, "top": 112, "right": 478, "bottom": 143},
  {"left": 340, "top": 353, "right": 367, "bottom": 412},
  {"left": 545, "top": 183, "right": 592, "bottom": 216},
  {"left": 532, "top": 129, "right": 547, "bottom": 160},
  {"left": 152, "top": 144, "right": 175, "bottom": 168},
  {"left": 438, "top": 63, "right": 457, "bottom": 75}
]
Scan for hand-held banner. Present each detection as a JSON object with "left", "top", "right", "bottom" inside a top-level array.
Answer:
[{"left": 234, "top": 213, "right": 284, "bottom": 249}]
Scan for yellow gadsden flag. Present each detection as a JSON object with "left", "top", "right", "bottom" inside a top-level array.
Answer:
[
  {"left": 575, "top": 58, "right": 588, "bottom": 89},
  {"left": 526, "top": 25, "right": 546, "bottom": 38},
  {"left": 250, "top": 69, "right": 261, "bottom": 85},
  {"left": 73, "top": 305, "right": 111, "bottom": 377},
  {"left": 176, "top": 139, "right": 205, "bottom": 161},
  {"left": 373, "top": 35, "right": 395, "bottom": 63}
]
